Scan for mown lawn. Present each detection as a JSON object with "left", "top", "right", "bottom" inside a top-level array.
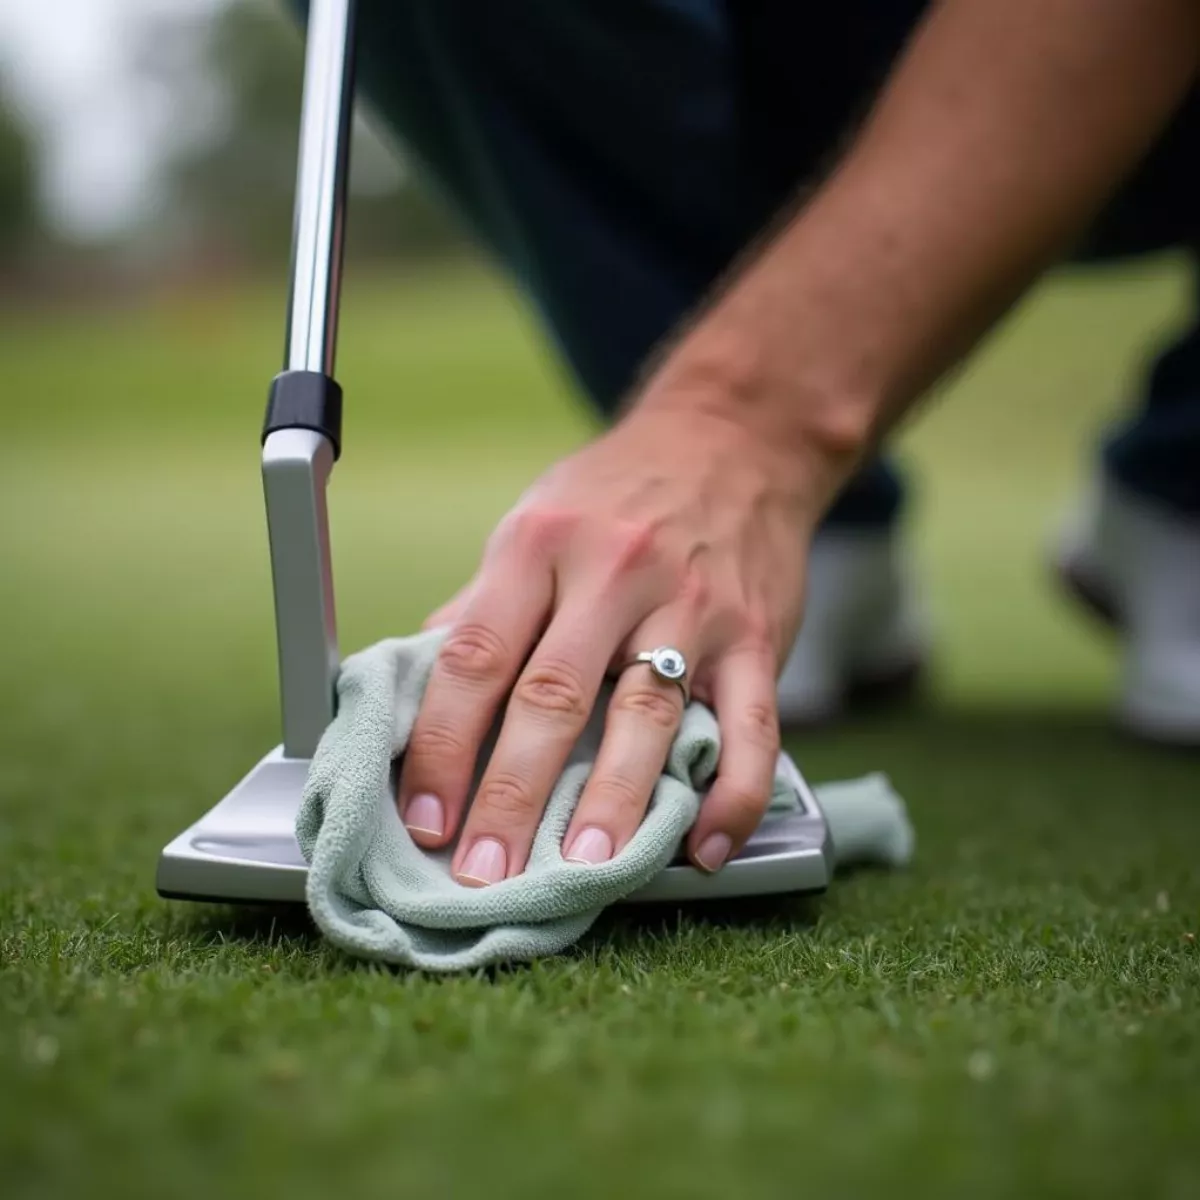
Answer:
[{"left": 1, "top": 258, "right": 1197, "bottom": 1199}]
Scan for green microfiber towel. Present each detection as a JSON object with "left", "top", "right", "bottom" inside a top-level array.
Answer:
[{"left": 297, "top": 631, "right": 915, "bottom": 972}]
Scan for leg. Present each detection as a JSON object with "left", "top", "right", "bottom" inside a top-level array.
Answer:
[
  {"left": 1072, "top": 79, "right": 1200, "bottom": 520},
  {"left": 1102, "top": 259, "right": 1200, "bottom": 517},
  {"left": 292, "top": 0, "right": 911, "bottom": 527},
  {"left": 290, "top": 0, "right": 929, "bottom": 719},
  {"left": 1056, "top": 89, "right": 1200, "bottom": 741},
  {"left": 292, "top": 0, "right": 752, "bottom": 410},
  {"left": 730, "top": 0, "right": 932, "bottom": 532}
]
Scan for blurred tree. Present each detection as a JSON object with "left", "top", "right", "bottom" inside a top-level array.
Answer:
[
  {"left": 147, "top": 0, "right": 468, "bottom": 269},
  {"left": 0, "top": 89, "right": 41, "bottom": 273}
]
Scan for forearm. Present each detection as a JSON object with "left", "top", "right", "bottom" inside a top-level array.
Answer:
[{"left": 641, "top": 0, "right": 1200, "bottom": 513}]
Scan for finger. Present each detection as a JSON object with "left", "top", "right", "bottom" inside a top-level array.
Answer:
[
  {"left": 397, "top": 553, "right": 552, "bottom": 850},
  {"left": 561, "top": 618, "right": 695, "bottom": 866},
  {"left": 452, "top": 585, "right": 651, "bottom": 886},
  {"left": 686, "top": 641, "right": 780, "bottom": 872}
]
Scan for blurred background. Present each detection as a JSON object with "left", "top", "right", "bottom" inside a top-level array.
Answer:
[
  {"left": 0, "top": 0, "right": 1192, "bottom": 715},
  {"left": 0, "top": 0, "right": 1195, "bottom": 744},
  {"left": 3, "top": 6, "right": 1198, "bottom": 1195},
  {"left": 0, "top": 0, "right": 470, "bottom": 283},
  {"left": 0, "top": 0, "right": 1192, "bottom": 705},
  {"left": 0, "top": 0, "right": 595, "bottom": 719}
]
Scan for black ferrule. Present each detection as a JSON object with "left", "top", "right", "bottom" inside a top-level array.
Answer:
[{"left": 262, "top": 370, "right": 343, "bottom": 460}]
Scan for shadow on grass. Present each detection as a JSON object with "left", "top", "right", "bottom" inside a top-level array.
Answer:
[
  {"left": 175, "top": 890, "right": 828, "bottom": 969},
  {"left": 790, "top": 696, "right": 1116, "bottom": 749},
  {"left": 579, "top": 890, "right": 826, "bottom": 953},
  {"left": 178, "top": 901, "right": 320, "bottom": 949},
  {"left": 798, "top": 693, "right": 1200, "bottom": 748},
  {"left": 168, "top": 701, "right": 1198, "bottom": 968},
  {"left": 788, "top": 699, "right": 1197, "bottom": 795}
]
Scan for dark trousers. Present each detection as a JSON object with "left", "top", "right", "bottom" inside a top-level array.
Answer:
[{"left": 292, "top": 0, "right": 1200, "bottom": 520}]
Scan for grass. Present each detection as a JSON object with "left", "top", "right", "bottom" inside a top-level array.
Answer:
[{"left": 1, "top": 257, "right": 1198, "bottom": 1200}]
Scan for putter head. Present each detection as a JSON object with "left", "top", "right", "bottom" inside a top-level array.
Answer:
[
  {"left": 173, "top": 4, "right": 834, "bottom": 919},
  {"left": 156, "top": 748, "right": 832, "bottom": 907}
]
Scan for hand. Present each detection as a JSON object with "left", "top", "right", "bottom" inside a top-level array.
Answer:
[{"left": 396, "top": 404, "right": 818, "bottom": 884}]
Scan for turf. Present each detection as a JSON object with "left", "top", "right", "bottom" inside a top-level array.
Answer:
[{"left": 1, "top": 258, "right": 1198, "bottom": 1200}]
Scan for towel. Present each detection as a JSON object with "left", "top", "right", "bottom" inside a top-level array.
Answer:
[{"left": 296, "top": 631, "right": 915, "bottom": 972}]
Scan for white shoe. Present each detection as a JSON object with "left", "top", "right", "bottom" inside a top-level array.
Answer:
[
  {"left": 1057, "top": 474, "right": 1200, "bottom": 745},
  {"left": 776, "top": 527, "right": 929, "bottom": 726}
]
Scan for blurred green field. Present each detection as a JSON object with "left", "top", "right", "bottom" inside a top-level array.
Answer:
[{"left": 1, "top": 258, "right": 1198, "bottom": 1200}]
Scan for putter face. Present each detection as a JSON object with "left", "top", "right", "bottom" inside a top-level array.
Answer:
[{"left": 155, "top": 749, "right": 832, "bottom": 907}]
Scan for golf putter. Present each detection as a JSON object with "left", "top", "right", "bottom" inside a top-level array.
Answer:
[{"left": 156, "top": 0, "right": 833, "bottom": 908}]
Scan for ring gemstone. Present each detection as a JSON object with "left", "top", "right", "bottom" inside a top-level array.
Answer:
[{"left": 650, "top": 647, "right": 686, "bottom": 680}]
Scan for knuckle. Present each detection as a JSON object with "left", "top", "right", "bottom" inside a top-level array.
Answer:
[
  {"left": 739, "top": 607, "right": 774, "bottom": 649},
  {"left": 475, "top": 770, "right": 537, "bottom": 822},
  {"left": 616, "top": 685, "right": 681, "bottom": 731},
  {"left": 722, "top": 784, "right": 769, "bottom": 823},
  {"left": 587, "top": 773, "right": 646, "bottom": 820},
  {"left": 612, "top": 519, "right": 659, "bottom": 568},
  {"left": 679, "top": 569, "right": 712, "bottom": 616},
  {"left": 514, "top": 660, "right": 590, "bottom": 721},
  {"left": 504, "top": 506, "right": 577, "bottom": 557},
  {"left": 439, "top": 622, "right": 510, "bottom": 685},
  {"left": 597, "top": 519, "right": 663, "bottom": 582},
  {"left": 738, "top": 702, "right": 781, "bottom": 753},
  {"left": 409, "top": 717, "right": 467, "bottom": 763}
]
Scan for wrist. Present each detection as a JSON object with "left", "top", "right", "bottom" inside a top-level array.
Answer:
[{"left": 636, "top": 320, "right": 883, "bottom": 514}]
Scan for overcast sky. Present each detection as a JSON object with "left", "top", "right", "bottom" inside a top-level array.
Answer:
[{"left": 0, "top": 0, "right": 228, "bottom": 237}]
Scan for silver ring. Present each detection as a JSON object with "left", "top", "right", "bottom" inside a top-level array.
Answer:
[{"left": 621, "top": 645, "right": 690, "bottom": 705}]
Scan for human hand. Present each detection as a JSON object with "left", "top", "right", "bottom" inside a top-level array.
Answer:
[{"left": 396, "top": 405, "right": 821, "bottom": 885}]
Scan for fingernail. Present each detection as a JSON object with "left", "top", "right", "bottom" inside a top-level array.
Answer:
[
  {"left": 695, "top": 832, "right": 732, "bottom": 873},
  {"left": 456, "top": 838, "right": 508, "bottom": 887},
  {"left": 564, "top": 827, "right": 614, "bottom": 865},
  {"left": 404, "top": 793, "right": 444, "bottom": 837}
]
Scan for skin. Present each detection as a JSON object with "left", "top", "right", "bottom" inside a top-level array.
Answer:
[{"left": 397, "top": 0, "right": 1200, "bottom": 886}]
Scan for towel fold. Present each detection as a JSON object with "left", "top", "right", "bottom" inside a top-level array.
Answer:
[{"left": 297, "top": 631, "right": 914, "bottom": 972}]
